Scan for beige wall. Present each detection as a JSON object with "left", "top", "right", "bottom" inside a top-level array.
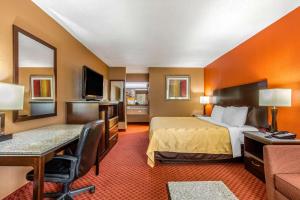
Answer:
[
  {"left": 149, "top": 67, "right": 204, "bottom": 118},
  {"left": 126, "top": 73, "right": 149, "bottom": 82},
  {"left": 109, "top": 67, "right": 126, "bottom": 80},
  {"left": 0, "top": 0, "right": 109, "bottom": 198}
]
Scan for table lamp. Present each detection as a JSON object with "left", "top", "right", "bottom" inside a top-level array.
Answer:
[
  {"left": 0, "top": 82, "right": 24, "bottom": 142},
  {"left": 259, "top": 88, "right": 291, "bottom": 132},
  {"left": 200, "top": 96, "right": 211, "bottom": 115}
]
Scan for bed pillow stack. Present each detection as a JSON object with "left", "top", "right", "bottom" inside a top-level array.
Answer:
[{"left": 211, "top": 105, "right": 248, "bottom": 127}]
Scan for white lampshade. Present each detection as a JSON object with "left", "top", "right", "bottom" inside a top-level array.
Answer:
[
  {"left": 200, "top": 96, "right": 210, "bottom": 104},
  {"left": 259, "top": 89, "right": 291, "bottom": 107},
  {"left": 0, "top": 82, "right": 25, "bottom": 110}
]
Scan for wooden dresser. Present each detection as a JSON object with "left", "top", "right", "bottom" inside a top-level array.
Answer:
[
  {"left": 99, "top": 103, "right": 119, "bottom": 149},
  {"left": 66, "top": 101, "right": 119, "bottom": 160}
]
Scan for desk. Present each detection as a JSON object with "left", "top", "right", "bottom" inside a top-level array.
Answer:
[{"left": 0, "top": 124, "right": 83, "bottom": 200}]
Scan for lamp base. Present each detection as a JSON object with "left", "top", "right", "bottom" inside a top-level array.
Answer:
[
  {"left": 270, "top": 107, "right": 278, "bottom": 133},
  {"left": 0, "top": 112, "right": 12, "bottom": 142},
  {"left": 203, "top": 104, "right": 206, "bottom": 115}
]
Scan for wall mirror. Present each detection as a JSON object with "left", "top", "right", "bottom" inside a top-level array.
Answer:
[
  {"left": 110, "top": 81, "right": 124, "bottom": 102},
  {"left": 110, "top": 80, "right": 125, "bottom": 122},
  {"left": 13, "top": 25, "right": 57, "bottom": 122}
]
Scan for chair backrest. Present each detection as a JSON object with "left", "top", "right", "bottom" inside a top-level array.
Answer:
[{"left": 74, "top": 120, "right": 104, "bottom": 178}]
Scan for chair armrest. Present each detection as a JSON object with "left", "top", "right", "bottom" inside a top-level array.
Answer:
[
  {"left": 264, "top": 145, "right": 300, "bottom": 200},
  {"left": 52, "top": 155, "right": 78, "bottom": 163},
  {"left": 264, "top": 145, "right": 300, "bottom": 175}
]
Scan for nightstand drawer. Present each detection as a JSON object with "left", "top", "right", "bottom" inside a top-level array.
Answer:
[{"left": 244, "top": 155, "right": 265, "bottom": 182}]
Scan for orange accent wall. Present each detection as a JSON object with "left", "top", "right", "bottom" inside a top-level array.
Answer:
[{"left": 204, "top": 8, "right": 300, "bottom": 134}]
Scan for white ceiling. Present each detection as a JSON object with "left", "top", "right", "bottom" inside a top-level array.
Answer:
[{"left": 33, "top": 0, "right": 299, "bottom": 70}]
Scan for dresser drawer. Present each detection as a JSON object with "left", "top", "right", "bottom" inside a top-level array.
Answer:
[
  {"left": 109, "top": 116, "right": 118, "bottom": 128},
  {"left": 109, "top": 124, "right": 118, "bottom": 139},
  {"left": 109, "top": 134, "right": 118, "bottom": 148}
]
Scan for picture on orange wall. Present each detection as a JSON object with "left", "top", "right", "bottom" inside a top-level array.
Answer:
[
  {"left": 30, "top": 75, "right": 54, "bottom": 100},
  {"left": 166, "top": 75, "right": 190, "bottom": 100}
]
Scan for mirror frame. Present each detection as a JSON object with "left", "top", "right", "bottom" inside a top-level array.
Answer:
[{"left": 12, "top": 25, "right": 57, "bottom": 122}]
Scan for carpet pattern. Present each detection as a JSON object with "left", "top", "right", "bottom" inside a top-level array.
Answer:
[{"left": 5, "top": 124, "right": 266, "bottom": 200}]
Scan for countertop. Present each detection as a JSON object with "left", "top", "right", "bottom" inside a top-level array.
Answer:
[{"left": 0, "top": 124, "right": 83, "bottom": 156}]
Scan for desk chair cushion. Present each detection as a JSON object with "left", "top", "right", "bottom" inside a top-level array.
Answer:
[{"left": 26, "top": 155, "right": 77, "bottom": 183}]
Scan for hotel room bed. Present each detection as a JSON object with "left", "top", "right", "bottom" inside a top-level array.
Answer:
[
  {"left": 146, "top": 116, "right": 258, "bottom": 167},
  {"left": 146, "top": 80, "right": 269, "bottom": 167}
]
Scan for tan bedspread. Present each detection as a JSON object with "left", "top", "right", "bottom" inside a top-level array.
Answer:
[{"left": 146, "top": 117, "right": 232, "bottom": 167}]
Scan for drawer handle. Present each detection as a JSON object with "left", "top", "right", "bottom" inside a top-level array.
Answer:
[{"left": 251, "top": 160, "right": 261, "bottom": 167}]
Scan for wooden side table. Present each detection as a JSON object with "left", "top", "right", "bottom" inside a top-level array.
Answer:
[{"left": 243, "top": 131, "right": 300, "bottom": 182}]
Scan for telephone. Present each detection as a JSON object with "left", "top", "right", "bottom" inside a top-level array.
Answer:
[
  {"left": 272, "top": 131, "right": 289, "bottom": 136},
  {"left": 271, "top": 131, "right": 296, "bottom": 139}
]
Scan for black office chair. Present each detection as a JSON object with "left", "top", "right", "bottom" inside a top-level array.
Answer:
[{"left": 26, "top": 120, "right": 104, "bottom": 200}]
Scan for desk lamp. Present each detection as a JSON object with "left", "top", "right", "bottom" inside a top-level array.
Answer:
[{"left": 0, "top": 82, "right": 24, "bottom": 141}]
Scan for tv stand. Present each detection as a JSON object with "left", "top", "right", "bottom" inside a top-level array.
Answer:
[{"left": 66, "top": 101, "right": 119, "bottom": 173}]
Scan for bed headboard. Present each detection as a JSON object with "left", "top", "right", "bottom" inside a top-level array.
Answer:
[{"left": 212, "top": 80, "right": 268, "bottom": 128}]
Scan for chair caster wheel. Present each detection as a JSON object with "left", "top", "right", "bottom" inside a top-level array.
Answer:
[{"left": 89, "top": 187, "right": 96, "bottom": 194}]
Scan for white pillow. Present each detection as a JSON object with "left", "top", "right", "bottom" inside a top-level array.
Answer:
[
  {"left": 222, "top": 106, "right": 248, "bottom": 127},
  {"left": 211, "top": 105, "right": 225, "bottom": 122}
]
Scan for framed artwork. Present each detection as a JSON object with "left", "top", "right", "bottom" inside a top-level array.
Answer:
[
  {"left": 30, "top": 75, "right": 54, "bottom": 100},
  {"left": 166, "top": 75, "right": 190, "bottom": 100}
]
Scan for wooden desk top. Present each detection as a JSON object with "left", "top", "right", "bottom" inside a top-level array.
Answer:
[{"left": 0, "top": 124, "right": 83, "bottom": 156}]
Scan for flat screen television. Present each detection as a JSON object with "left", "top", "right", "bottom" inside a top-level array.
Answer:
[{"left": 82, "top": 66, "right": 103, "bottom": 99}]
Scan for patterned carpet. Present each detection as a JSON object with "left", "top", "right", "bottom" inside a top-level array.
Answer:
[{"left": 5, "top": 124, "right": 266, "bottom": 200}]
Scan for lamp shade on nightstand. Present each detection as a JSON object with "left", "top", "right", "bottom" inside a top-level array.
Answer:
[
  {"left": 259, "top": 88, "right": 292, "bottom": 132},
  {"left": 259, "top": 89, "right": 291, "bottom": 107},
  {"left": 200, "top": 96, "right": 210, "bottom": 104},
  {"left": 0, "top": 82, "right": 25, "bottom": 110},
  {"left": 200, "top": 96, "right": 211, "bottom": 116}
]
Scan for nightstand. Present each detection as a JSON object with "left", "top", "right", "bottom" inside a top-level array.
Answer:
[{"left": 243, "top": 131, "right": 300, "bottom": 182}]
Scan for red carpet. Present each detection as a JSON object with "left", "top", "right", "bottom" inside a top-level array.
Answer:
[{"left": 5, "top": 124, "right": 266, "bottom": 200}]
